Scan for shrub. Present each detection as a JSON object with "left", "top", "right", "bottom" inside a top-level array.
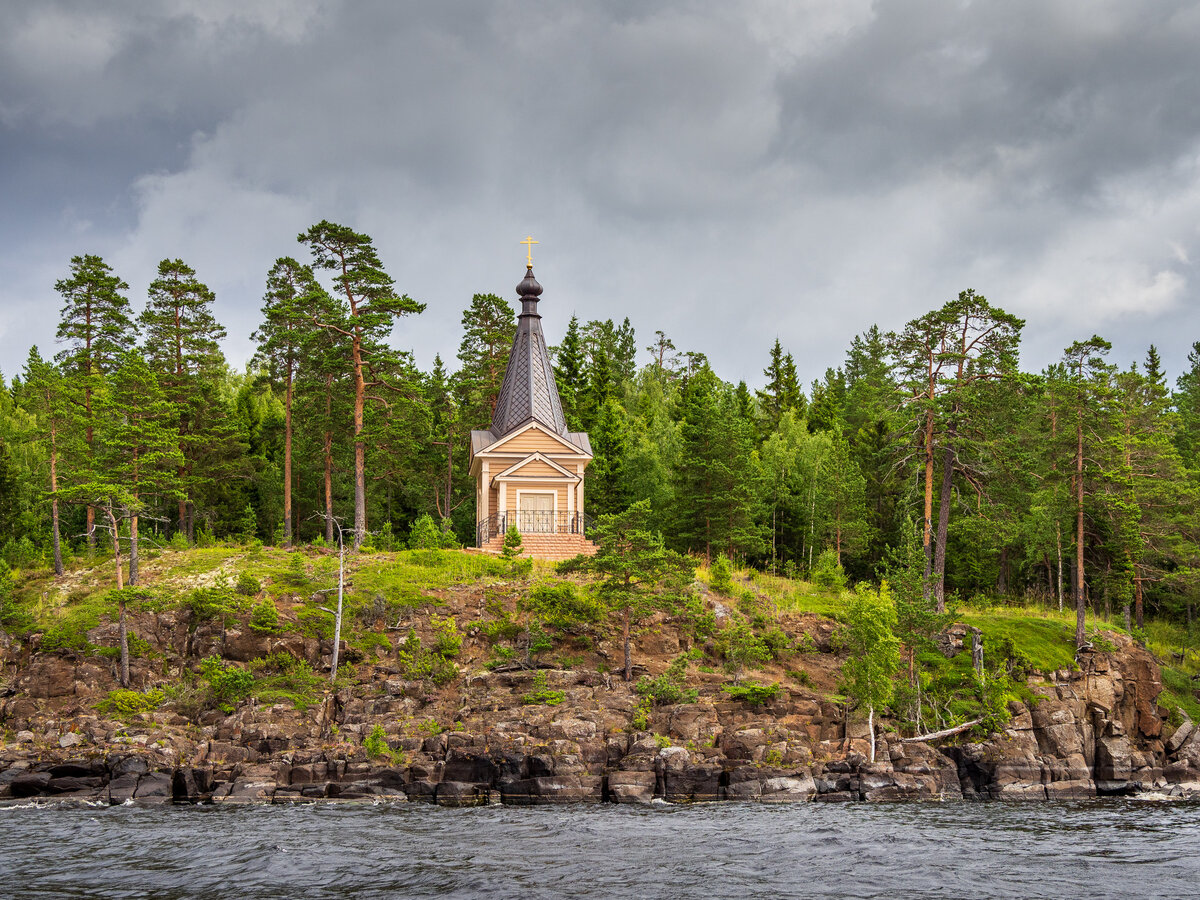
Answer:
[
  {"left": 97, "top": 688, "right": 165, "bottom": 716},
  {"left": 811, "top": 550, "right": 846, "bottom": 591},
  {"left": 249, "top": 598, "right": 281, "bottom": 634},
  {"left": 185, "top": 584, "right": 243, "bottom": 621},
  {"left": 521, "top": 670, "right": 565, "bottom": 706},
  {"left": 500, "top": 524, "right": 524, "bottom": 560},
  {"left": 632, "top": 697, "right": 652, "bottom": 731},
  {"left": 430, "top": 614, "right": 462, "bottom": 658},
  {"left": 409, "top": 514, "right": 442, "bottom": 550},
  {"left": 709, "top": 555, "right": 734, "bottom": 594},
  {"left": 396, "top": 628, "right": 458, "bottom": 685},
  {"left": 522, "top": 580, "right": 604, "bottom": 631},
  {"left": 295, "top": 606, "right": 334, "bottom": 640},
  {"left": 722, "top": 681, "right": 781, "bottom": 706},
  {"left": 636, "top": 654, "right": 699, "bottom": 705},
  {"left": 0, "top": 560, "right": 33, "bottom": 632},
  {"left": 200, "top": 656, "right": 254, "bottom": 711},
  {"left": 236, "top": 573, "right": 262, "bottom": 597},
  {"left": 716, "top": 617, "right": 771, "bottom": 678},
  {"left": 363, "top": 724, "right": 390, "bottom": 759}
]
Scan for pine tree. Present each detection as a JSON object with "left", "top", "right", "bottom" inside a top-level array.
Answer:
[
  {"left": 54, "top": 254, "right": 138, "bottom": 552},
  {"left": 140, "top": 258, "right": 229, "bottom": 541},
  {"left": 21, "top": 348, "right": 76, "bottom": 574},
  {"left": 252, "top": 257, "right": 327, "bottom": 547},
  {"left": 300, "top": 221, "right": 425, "bottom": 549}
]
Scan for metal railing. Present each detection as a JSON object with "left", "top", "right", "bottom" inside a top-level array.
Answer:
[{"left": 477, "top": 510, "right": 593, "bottom": 546}]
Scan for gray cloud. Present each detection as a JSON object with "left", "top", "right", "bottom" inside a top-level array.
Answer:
[{"left": 2, "top": 0, "right": 1200, "bottom": 391}]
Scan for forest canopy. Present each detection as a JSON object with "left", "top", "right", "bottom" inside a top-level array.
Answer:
[{"left": 3, "top": 227, "right": 1200, "bottom": 646}]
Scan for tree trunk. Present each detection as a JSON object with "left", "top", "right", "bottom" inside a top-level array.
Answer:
[
  {"left": 106, "top": 506, "right": 124, "bottom": 591},
  {"left": 129, "top": 513, "right": 139, "bottom": 586},
  {"left": 118, "top": 594, "right": 129, "bottom": 688},
  {"left": 283, "top": 371, "right": 293, "bottom": 548},
  {"left": 352, "top": 328, "right": 367, "bottom": 551},
  {"left": 49, "top": 422, "right": 63, "bottom": 576},
  {"left": 1134, "top": 572, "right": 1145, "bottom": 631},
  {"left": 623, "top": 608, "right": 632, "bottom": 682},
  {"left": 922, "top": 408, "right": 935, "bottom": 603},
  {"left": 324, "top": 375, "right": 335, "bottom": 545},
  {"left": 1056, "top": 520, "right": 1064, "bottom": 612},
  {"left": 867, "top": 704, "right": 876, "bottom": 763},
  {"left": 933, "top": 443, "right": 954, "bottom": 612},
  {"left": 1075, "top": 412, "right": 1086, "bottom": 648}
]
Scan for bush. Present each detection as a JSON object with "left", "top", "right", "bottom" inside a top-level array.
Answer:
[
  {"left": 97, "top": 688, "right": 165, "bottom": 716},
  {"left": 0, "top": 560, "right": 33, "bottom": 632},
  {"left": 522, "top": 580, "right": 604, "bottom": 631},
  {"left": 636, "top": 654, "right": 698, "bottom": 705},
  {"left": 236, "top": 573, "right": 262, "bottom": 597},
  {"left": 709, "top": 555, "right": 734, "bottom": 594},
  {"left": 716, "top": 617, "right": 771, "bottom": 678},
  {"left": 200, "top": 656, "right": 254, "bottom": 711},
  {"left": 430, "top": 614, "right": 462, "bottom": 658},
  {"left": 185, "top": 584, "right": 243, "bottom": 621},
  {"left": 500, "top": 524, "right": 524, "bottom": 560},
  {"left": 249, "top": 598, "right": 282, "bottom": 634},
  {"left": 396, "top": 628, "right": 458, "bottom": 685},
  {"left": 363, "top": 724, "right": 390, "bottom": 759},
  {"left": 811, "top": 550, "right": 846, "bottom": 591},
  {"left": 721, "top": 681, "right": 781, "bottom": 706},
  {"left": 522, "top": 670, "right": 565, "bottom": 706},
  {"left": 409, "top": 514, "right": 442, "bottom": 550},
  {"left": 295, "top": 606, "right": 334, "bottom": 640}
]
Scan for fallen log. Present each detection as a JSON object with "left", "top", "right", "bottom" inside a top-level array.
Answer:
[{"left": 900, "top": 717, "right": 984, "bottom": 744}]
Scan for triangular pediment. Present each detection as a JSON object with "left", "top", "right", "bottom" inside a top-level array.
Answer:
[
  {"left": 493, "top": 452, "right": 579, "bottom": 481},
  {"left": 475, "top": 420, "right": 592, "bottom": 458}
]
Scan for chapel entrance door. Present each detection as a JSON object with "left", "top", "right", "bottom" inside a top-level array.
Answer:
[{"left": 519, "top": 492, "right": 555, "bottom": 533}]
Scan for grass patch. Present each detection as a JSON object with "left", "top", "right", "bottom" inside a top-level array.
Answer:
[
  {"left": 1160, "top": 666, "right": 1200, "bottom": 723},
  {"left": 957, "top": 609, "right": 1079, "bottom": 674}
]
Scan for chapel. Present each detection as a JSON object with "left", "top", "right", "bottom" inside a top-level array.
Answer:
[{"left": 469, "top": 249, "right": 597, "bottom": 560}]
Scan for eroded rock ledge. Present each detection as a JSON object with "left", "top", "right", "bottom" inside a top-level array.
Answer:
[{"left": 4, "top": 641, "right": 1199, "bottom": 806}]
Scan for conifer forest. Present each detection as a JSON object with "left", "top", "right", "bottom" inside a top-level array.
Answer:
[{"left": 3, "top": 221, "right": 1200, "bottom": 646}]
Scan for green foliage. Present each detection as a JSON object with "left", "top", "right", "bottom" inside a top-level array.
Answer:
[
  {"left": 249, "top": 598, "right": 282, "bottom": 634},
  {"left": 811, "top": 549, "right": 847, "bottom": 590},
  {"left": 635, "top": 654, "right": 698, "bottom": 704},
  {"left": 200, "top": 656, "right": 254, "bottom": 711},
  {"left": 681, "top": 593, "right": 717, "bottom": 640},
  {"left": 97, "top": 688, "right": 165, "bottom": 716},
  {"left": 631, "top": 697, "right": 652, "bottom": 731},
  {"left": 721, "top": 681, "right": 781, "bottom": 705},
  {"left": 1160, "top": 666, "right": 1200, "bottom": 723},
  {"left": 521, "top": 670, "right": 566, "bottom": 705},
  {"left": 500, "top": 524, "right": 524, "bottom": 560},
  {"left": 236, "top": 573, "right": 262, "bottom": 596},
  {"left": 395, "top": 628, "right": 459, "bottom": 685},
  {"left": 709, "top": 554, "right": 734, "bottom": 594},
  {"left": 295, "top": 605, "right": 334, "bottom": 640},
  {"left": 409, "top": 513, "right": 444, "bottom": 550},
  {"left": 363, "top": 724, "right": 390, "bottom": 759},
  {"left": 522, "top": 580, "right": 605, "bottom": 631},
  {"left": 841, "top": 583, "right": 900, "bottom": 754},
  {"left": 430, "top": 614, "right": 462, "bottom": 658},
  {"left": 247, "top": 653, "right": 324, "bottom": 709},
  {"left": 185, "top": 584, "right": 245, "bottom": 621},
  {"left": 0, "top": 560, "right": 33, "bottom": 632},
  {"left": 716, "top": 617, "right": 771, "bottom": 679}
]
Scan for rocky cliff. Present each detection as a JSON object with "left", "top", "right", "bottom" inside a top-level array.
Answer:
[{"left": 3, "top": 607, "right": 1199, "bottom": 806}]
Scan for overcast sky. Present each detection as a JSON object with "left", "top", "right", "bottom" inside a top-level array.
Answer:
[{"left": 3, "top": 0, "right": 1200, "bottom": 390}]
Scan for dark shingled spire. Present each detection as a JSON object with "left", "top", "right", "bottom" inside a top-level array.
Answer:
[{"left": 489, "top": 266, "right": 568, "bottom": 437}]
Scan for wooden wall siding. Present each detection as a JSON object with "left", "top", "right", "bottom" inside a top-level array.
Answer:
[
  {"left": 496, "top": 429, "right": 581, "bottom": 455},
  {"left": 504, "top": 459, "right": 560, "bottom": 478}
]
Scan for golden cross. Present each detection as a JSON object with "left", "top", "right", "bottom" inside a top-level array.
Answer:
[{"left": 521, "top": 235, "right": 539, "bottom": 267}]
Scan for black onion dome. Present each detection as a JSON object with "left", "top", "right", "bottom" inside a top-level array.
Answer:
[{"left": 517, "top": 268, "right": 543, "bottom": 298}]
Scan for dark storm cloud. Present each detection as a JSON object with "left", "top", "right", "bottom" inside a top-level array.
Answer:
[{"left": 2, "top": 0, "right": 1200, "bottom": 389}]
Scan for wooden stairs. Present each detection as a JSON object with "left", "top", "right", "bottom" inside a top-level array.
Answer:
[{"left": 476, "top": 531, "right": 598, "bottom": 562}]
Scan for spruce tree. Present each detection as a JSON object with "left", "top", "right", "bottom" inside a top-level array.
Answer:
[{"left": 455, "top": 293, "right": 516, "bottom": 431}]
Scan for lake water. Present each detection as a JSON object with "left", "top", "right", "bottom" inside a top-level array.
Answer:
[{"left": 2, "top": 800, "right": 1198, "bottom": 899}]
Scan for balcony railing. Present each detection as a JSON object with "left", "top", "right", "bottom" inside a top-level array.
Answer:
[{"left": 477, "top": 510, "right": 593, "bottom": 546}]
